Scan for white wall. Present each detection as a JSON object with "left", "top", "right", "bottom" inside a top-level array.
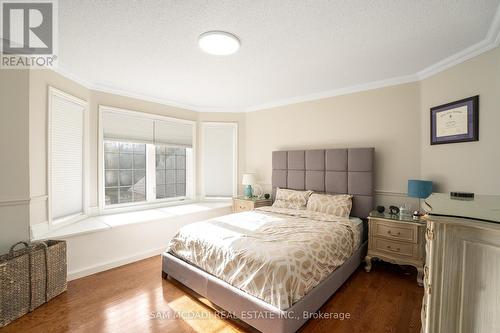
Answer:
[
  {"left": 245, "top": 82, "right": 422, "bottom": 210},
  {"left": 420, "top": 47, "right": 500, "bottom": 194},
  {"left": 0, "top": 70, "right": 30, "bottom": 252}
]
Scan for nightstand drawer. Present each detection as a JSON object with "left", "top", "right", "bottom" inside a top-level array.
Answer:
[
  {"left": 233, "top": 200, "right": 254, "bottom": 212},
  {"left": 253, "top": 200, "right": 272, "bottom": 208},
  {"left": 373, "top": 221, "right": 417, "bottom": 243},
  {"left": 373, "top": 237, "right": 415, "bottom": 257}
]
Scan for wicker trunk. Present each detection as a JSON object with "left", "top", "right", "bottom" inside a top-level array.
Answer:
[{"left": 0, "top": 240, "right": 67, "bottom": 327}]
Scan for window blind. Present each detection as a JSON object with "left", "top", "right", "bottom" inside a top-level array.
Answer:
[
  {"left": 50, "top": 93, "right": 86, "bottom": 220},
  {"left": 102, "top": 111, "right": 154, "bottom": 143},
  {"left": 202, "top": 123, "right": 237, "bottom": 197},
  {"left": 101, "top": 110, "right": 193, "bottom": 147},
  {"left": 155, "top": 120, "right": 193, "bottom": 147}
]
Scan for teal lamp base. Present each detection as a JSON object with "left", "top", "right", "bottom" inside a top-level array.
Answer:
[{"left": 244, "top": 185, "right": 253, "bottom": 198}]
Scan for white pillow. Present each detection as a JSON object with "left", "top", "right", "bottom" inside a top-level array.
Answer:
[
  {"left": 306, "top": 193, "right": 352, "bottom": 217},
  {"left": 272, "top": 188, "right": 313, "bottom": 210}
]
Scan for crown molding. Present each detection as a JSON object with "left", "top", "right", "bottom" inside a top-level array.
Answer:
[
  {"left": 489, "top": 2, "right": 500, "bottom": 46},
  {"left": 50, "top": 65, "right": 239, "bottom": 113},
  {"left": 417, "top": 4, "right": 500, "bottom": 80},
  {"left": 47, "top": 4, "right": 500, "bottom": 114},
  {"left": 245, "top": 73, "right": 419, "bottom": 112}
]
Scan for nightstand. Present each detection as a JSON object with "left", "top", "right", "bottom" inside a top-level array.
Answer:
[
  {"left": 365, "top": 211, "right": 426, "bottom": 286},
  {"left": 233, "top": 196, "right": 272, "bottom": 213}
]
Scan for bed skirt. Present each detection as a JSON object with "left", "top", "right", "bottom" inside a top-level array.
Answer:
[{"left": 161, "top": 240, "right": 367, "bottom": 333}]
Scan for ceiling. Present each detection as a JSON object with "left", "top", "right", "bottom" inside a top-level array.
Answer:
[{"left": 57, "top": 0, "right": 500, "bottom": 112}]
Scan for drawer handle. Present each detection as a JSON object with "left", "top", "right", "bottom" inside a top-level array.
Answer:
[
  {"left": 386, "top": 245, "right": 400, "bottom": 252},
  {"left": 387, "top": 230, "right": 401, "bottom": 236}
]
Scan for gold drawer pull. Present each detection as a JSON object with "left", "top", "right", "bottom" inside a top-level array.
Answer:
[
  {"left": 387, "top": 230, "right": 401, "bottom": 236},
  {"left": 386, "top": 245, "right": 400, "bottom": 252}
]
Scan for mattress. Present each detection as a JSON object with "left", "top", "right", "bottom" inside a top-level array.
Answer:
[{"left": 167, "top": 206, "right": 362, "bottom": 310}]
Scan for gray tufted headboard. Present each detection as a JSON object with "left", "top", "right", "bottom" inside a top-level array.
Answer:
[{"left": 272, "top": 148, "right": 374, "bottom": 219}]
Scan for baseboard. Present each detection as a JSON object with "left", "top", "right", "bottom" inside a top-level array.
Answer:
[{"left": 67, "top": 247, "right": 165, "bottom": 281}]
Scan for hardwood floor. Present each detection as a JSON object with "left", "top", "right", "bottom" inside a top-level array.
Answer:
[{"left": 0, "top": 256, "right": 423, "bottom": 333}]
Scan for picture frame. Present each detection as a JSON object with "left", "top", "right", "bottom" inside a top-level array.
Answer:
[{"left": 430, "top": 95, "right": 479, "bottom": 145}]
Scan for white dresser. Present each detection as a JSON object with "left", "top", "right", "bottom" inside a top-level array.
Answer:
[{"left": 421, "top": 215, "right": 500, "bottom": 333}]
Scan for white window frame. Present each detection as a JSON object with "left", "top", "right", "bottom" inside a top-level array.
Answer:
[
  {"left": 47, "top": 87, "right": 90, "bottom": 227},
  {"left": 98, "top": 105, "right": 196, "bottom": 213},
  {"left": 200, "top": 122, "right": 238, "bottom": 199}
]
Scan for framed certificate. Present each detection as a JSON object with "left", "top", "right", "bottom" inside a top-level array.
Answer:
[{"left": 430, "top": 96, "right": 479, "bottom": 145}]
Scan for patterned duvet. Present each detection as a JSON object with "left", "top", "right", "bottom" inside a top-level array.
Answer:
[{"left": 167, "top": 206, "right": 361, "bottom": 310}]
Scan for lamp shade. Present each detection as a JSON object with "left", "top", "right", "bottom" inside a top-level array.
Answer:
[
  {"left": 242, "top": 173, "right": 256, "bottom": 186},
  {"left": 407, "top": 180, "right": 433, "bottom": 199}
]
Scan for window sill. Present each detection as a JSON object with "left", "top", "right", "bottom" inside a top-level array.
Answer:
[{"left": 33, "top": 200, "right": 232, "bottom": 241}]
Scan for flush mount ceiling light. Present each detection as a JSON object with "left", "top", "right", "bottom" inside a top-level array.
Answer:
[{"left": 198, "top": 31, "right": 240, "bottom": 55}]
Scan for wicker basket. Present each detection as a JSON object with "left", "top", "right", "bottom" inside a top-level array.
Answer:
[{"left": 0, "top": 240, "right": 67, "bottom": 327}]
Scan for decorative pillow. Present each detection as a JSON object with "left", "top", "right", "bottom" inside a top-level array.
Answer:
[
  {"left": 272, "top": 188, "right": 313, "bottom": 210},
  {"left": 306, "top": 193, "right": 353, "bottom": 217}
]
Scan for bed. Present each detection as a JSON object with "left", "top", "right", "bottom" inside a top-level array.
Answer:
[{"left": 162, "top": 148, "right": 374, "bottom": 333}]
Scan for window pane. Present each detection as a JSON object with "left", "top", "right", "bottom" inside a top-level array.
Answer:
[
  {"left": 156, "top": 154, "right": 165, "bottom": 169},
  {"left": 166, "top": 184, "right": 176, "bottom": 197},
  {"left": 131, "top": 172, "right": 145, "bottom": 199},
  {"left": 156, "top": 184, "right": 166, "bottom": 198},
  {"left": 133, "top": 143, "right": 146, "bottom": 153},
  {"left": 119, "top": 153, "right": 133, "bottom": 169},
  {"left": 119, "top": 187, "right": 133, "bottom": 203},
  {"left": 156, "top": 170, "right": 165, "bottom": 184},
  {"left": 156, "top": 145, "right": 165, "bottom": 154},
  {"left": 165, "top": 169, "right": 175, "bottom": 184},
  {"left": 176, "top": 169, "right": 185, "bottom": 182},
  {"left": 120, "top": 143, "right": 134, "bottom": 153},
  {"left": 165, "top": 155, "right": 175, "bottom": 169},
  {"left": 134, "top": 154, "right": 146, "bottom": 169},
  {"left": 105, "top": 153, "right": 119, "bottom": 169},
  {"left": 176, "top": 184, "right": 186, "bottom": 196},
  {"left": 134, "top": 192, "right": 145, "bottom": 202},
  {"left": 176, "top": 155, "right": 185, "bottom": 169},
  {"left": 105, "top": 170, "right": 118, "bottom": 187},
  {"left": 105, "top": 188, "right": 119, "bottom": 205},
  {"left": 104, "top": 140, "right": 146, "bottom": 206},
  {"left": 134, "top": 170, "right": 145, "bottom": 184},
  {"left": 155, "top": 144, "right": 187, "bottom": 199},
  {"left": 104, "top": 141, "right": 119, "bottom": 152},
  {"left": 119, "top": 170, "right": 133, "bottom": 186}
]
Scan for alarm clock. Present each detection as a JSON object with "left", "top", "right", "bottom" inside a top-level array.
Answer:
[{"left": 389, "top": 205, "right": 400, "bottom": 215}]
